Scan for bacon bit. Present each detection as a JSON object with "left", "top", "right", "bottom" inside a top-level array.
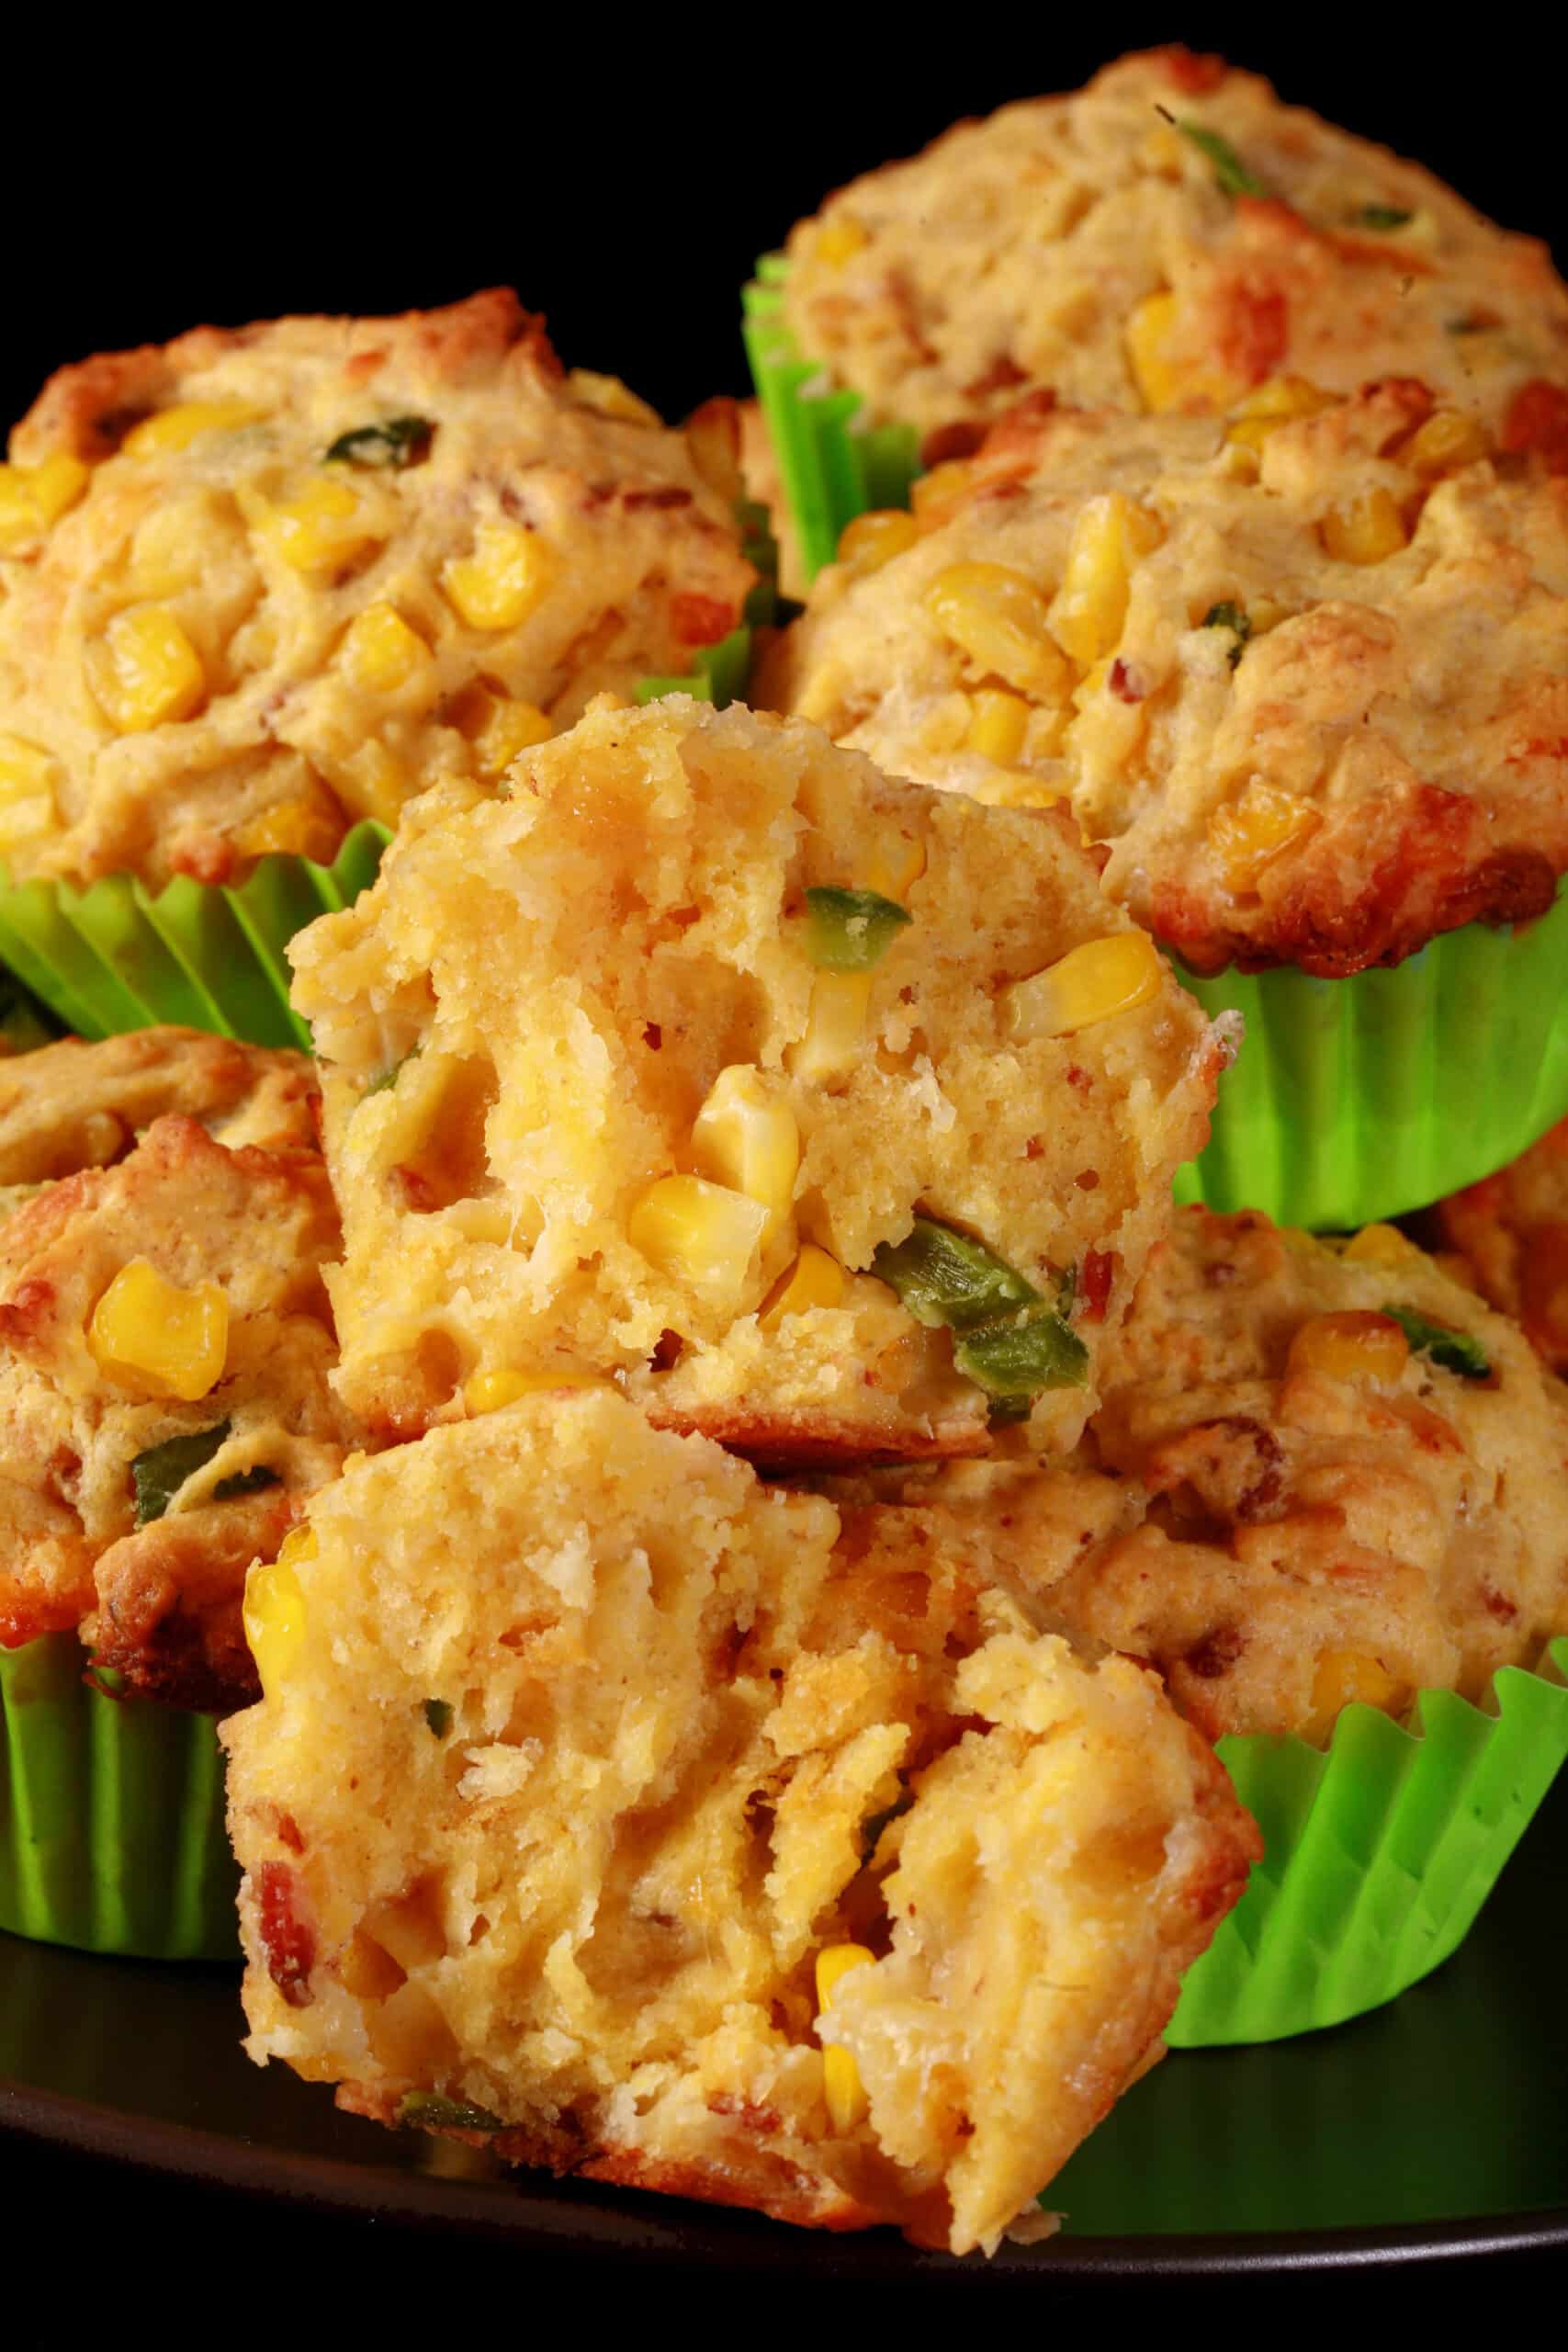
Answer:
[
  {"left": 1109, "top": 659, "right": 1145, "bottom": 704},
  {"left": 962, "top": 353, "right": 1029, "bottom": 402},
  {"left": 920, "top": 419, "right": 988, "bottom": 469},
  {"left": 650, "top": 1328, "right": 683, "bottom": 1373},
  {"left": 1501, "top": 379, "right": 1568, "bottom": 472},
  {"left": 1214, "top": 278, "right": 1289, "bottom": 388},
  {"left": 1185, "top": 1625, "right": 1246, "bottom": 1679},
  {"left": 1366, "top": 378, "right": 1436, "bottom": 450},
  {"left": 622, "top": 486, "right": 694, "bottom": 511},
  {"left": 394, "top": 1164, "right": 439, "bottom": 1212},
  {"left": 256, "top": 1860, "right": 315, "bottom": 2007},
  {"left": 671, "top": 593, "right": 736, "bottom": 646},
  {"left": 1075, "top": 1168, "right": 1100, "bottom": 1193},
  {"left": 1066, "top": 1065, "right": 1093, "bottom": 1095},
  {"left": 1081, "top": 1248, "right": 1114, "bottom": 1321},
  {"left": 643, "top": 1022, "right": 662, "bottom": 1051},
  {"left": 276, "top": 1813, "right": 306, "bottom": 1855},
  {"left": 1156, "top": 44, "right": 1228, "bottom": 94},
  {"left": 1482, "top": 1588, "right": 1519, "bottom": 1624},
  {"left": 1024, "top": 1136, "right": 1044, "bottom": 1159}
]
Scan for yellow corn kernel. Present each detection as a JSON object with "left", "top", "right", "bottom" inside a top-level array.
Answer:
[
  {"left": 837, "top": 509, "right": 919, "bottom": 578},
  {"left": 0, "top": 455, "right": 90, "bottom": 552},
  {"left": 28, "top": 453, "right": 91, "bottom": 525},
  {"left": 627, "top": 1174, "right": 770, "bottom": 1298},
  {"left": 791, "top": 972, "right": 874, "bottom": 1081},
  {"left": 463, "top": 1367, "right": 603, "bottom": 1414},
  {"left": 1047, "top": 493, "right": 1166, "bottom": 668},
  {"left": 691, "top": 1066, "right": 799, "bottom": 1220},
  {"left": 1226, "top": 376, "right": 1338, "bottom": 452},
  {"left": 815, "top": 216, "right": 868, "bottom": 267},
  {"left": 87, "top": 1258, "right": 229, "bottom": 1400},
  {"left": 122, "top": 400, "right": 262, "bottom": 458},
  {"left": 816, "top": 1942, "right": 874, "bottom": 2132},
  {"left": 1287, "top": 1309, "right": 1410, "bottom": 1386},
  {"left": 0, "top": 735, "right": 59, "bottom": 808},
  {"left": 335, "top": 603, "right": 429, "bottom": 694},
  {"left": 1124, "top": 291, "right": 1183, "bottom": 413},
  {"left": 235, "top": 797, "right": 344, "bottom": 862},
  {"left": 864, "top": 826, "right": 926, "bottom": 905},
  {"left": 967, "top": 687, "right": 1031, "bottom": 764},
  {"left": 759, "top": 1244, "right": 847, "bottom": 1330},
  {"left": 1341, "top": 1222, "right": 1422, "bottom": 1268},
  {"left": 243, "top": 1542, "right": 310, "bottom": 1694},
  {"left": 925, "top": 561, "right": 1070, "bottom": 700},
  {"left": 86, "top": 605, "right": 206, "bottom": 732},
  {"left": 1319, "top": 489, "right": 1409, "bottom": 564},
  {"left": 565, "top": 368, "right": 661, "bottom": 427},
  {"left": 1004, "top": 933, "right": 1162, "bottom": 1041},
  {"left": 1208, "top": 783, "right": 1321, "bottom": 891},
  {"left": 1308, "top": 1648, "right": 1408, "bottom": 1737},
  {"left": 909, "top": 458, "right": 977, "bottom": 526},
  {"left": 335, "top": 740, "right": 407, "bottom": 827},
  {"left": 442, "top": 521, "right": 556, "bottom": 630},
  {"left": 250, "top": 475, "right": 384, "bottom": 573},
  {"left": 1400, "top": 409, "right": 1489, "bottom": 480},
  {"left": 982, "top": 775, "right": 1067, "bottom": 812},
  {"left": 474, "top": 695, "right": 553, "bottom": 777}
]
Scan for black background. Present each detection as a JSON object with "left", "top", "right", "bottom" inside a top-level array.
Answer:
[{"left": 5, "top": 20, "right": 1563, "bottom": 437}]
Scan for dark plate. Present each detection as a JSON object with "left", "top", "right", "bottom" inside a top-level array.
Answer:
[{"left": 4, "top": 1766, "right": 1567, "bottom": 2281}]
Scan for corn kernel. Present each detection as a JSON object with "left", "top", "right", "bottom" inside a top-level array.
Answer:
[
  {"left": 627, "top": 1174, "right": 770, "bottom": 1298},
  {"left": 1341, "top": 1222, "right": 1422, "bottom": 1267},
  {"left": 1226, "top": 376, "right": 1338, "bottom": 452},
  {"left": 1319, "top": 489, "right": 1409, "bottom": 564},
  {"left": 87, "top": 1258, "right": 229, "bottom": 1400},
  {"left": 335, "top": 603, "right": 429, "bottom": 694},
  {"left": 967, "top": 687, "right": 1031, "bottom": 764},
  {"left": 981, "top": 775, "right": 1068, "bottom": 812},
  {"left": 863, "top": 826, "right": 926, "bottom": 905},
  {"left": 1124, "top": 291, "right": 1183, "bottom": 413},
  {"left": 0, "top": 735, "right": 59, "bottom": 808},
  {"left": 336, "top": 740, "right": 407, "bottom": 827},
  {"left": 1208, "top": 783, "right": 1321, "bottom": 891},
  {"left": 910, "top": 458, "right": 977, "bottom": 527},
  {"left": 442, "top": 521, "right": 556, "bottom": 630},
  {"left": 816, "top": 1942, "right": 874, "bottom": 2132},
  {"left": 243, "top": 1550, "right": 308, "bottom": 1694},
  {"left": 235, "top": 796, "right": 344, "bottom": 862},
  {"left": 1048, "top": 494, "right": 1166, "bottom": 668},
  {"left": 565, "top": 369, "right": 661, "bottom": 427},
  {"left": 463, "top": 1367, "right": 604, "bottom": 1414},
  {"left": 1004, "top": 933, "right": 1163, "bottom": 1041},
  {"left": 250, "top": 475, "right": 384, "bottom": 574},
  {"left": 1307, "top": 1648, "right": 1408, "bottom": 1739},
  {"left": 121, "top": 400, "right": 262, "bottom": 458},
  {"left": 790, "top": 972, "right": 874, "bottom": 1081},
  {"left": 0, "top": 455, "right": 90, "bottom": 552},
  {"left": 86, "top": 605, "right": 205, "bottom": 732},
  {"left": 691, "top": 1066, "right": 800, "bottom": 1219},
  {"left": 1400, "top": 409, "right": 1489, "bottom": 479},
  {"left": 925, "top": 562, "right": 1070, "bottom": 700},
  {"left": 28, "top": 453, "right": 91, "bottom": 525},
  {"left": 815, "top": 216, "right": 868, "bottom": 267},
  {"left": 1287, "top": 1309, "right": 1410, "bottom": 1385},
  {"left": 838, "top": 509, "right": 919, "bottom": 578},
  {"left": 759, "top": 1244, "right": 847, "bottom": 1330},
  {"left": 682, "top": 399, "right": 744, "bottom": 503},
  {"left": 474, "top": 696, "right": 552, "bottom": 777}
]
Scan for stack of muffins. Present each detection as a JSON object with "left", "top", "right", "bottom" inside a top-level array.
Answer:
[{"left": 2, "top": 47, "right": 1567, "bottom": 2260}]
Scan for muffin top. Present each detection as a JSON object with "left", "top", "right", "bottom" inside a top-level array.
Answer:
[
  {"left": 1437, "top": 1118, "right": 1568, "bottom": 1374},
  {"left": 0, "top": 1028, "right": 355, "bottom": 1707},
  {"left": 767, "top": 380, "right": 1568, "bottom": 975},
  {"left": 780, "top": 47, "right": 1568, "bottom": 442},
  {"left": 224, "top": 1390, "right": 1256, "bottom": 2256},
  {"left": 0, "top": 290, "right": 753, "bottom": 888},
  {"left": 289, "top": 695, "right": 1223, "bottom": 1462}
]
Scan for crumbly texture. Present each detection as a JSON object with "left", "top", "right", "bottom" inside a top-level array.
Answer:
[
  {"left": 781, "top": 48, "right": 1568, "bottom": 439},
  {"left": 0, "top": 289, "right": 753, "bottom": 888},
  {"left": 767, "top": 384, "right": 1568, "bottom": 975},
  {"left": 224, "top": 1393, "right": 1257, "bottom": 2256},
  {"left": 290, "top": 696, "right": 1222, "bottom": 1461},
  {"left": 0, "top": 1032, "right": 355, "bottom": 1706},
  {"left": 1436, "top": 1119, "right": 1568, "bottom": 1372},
  {"left": 883, "top": 1207, "right": 1568, "bottom": 1740}
]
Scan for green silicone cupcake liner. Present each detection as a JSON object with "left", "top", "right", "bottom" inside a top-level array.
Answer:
[
  {"left": 1168, "top": 1638, "right": 1568, "bottom": 2046},
  {"left": 0, "top": 1633, "right": 238, "bottom": 1960},
  {"left": 1172, "top": 888, "right": 1568, "bottom": 1230},
  {"left": 0, "top": 820, "right": 389, "bottom": 1052},
  {"left": 0, "top": 967, "right": 62, "bottom": 1053},
  {"left": 744, "top": 254, "right": 920, "bottom": 584}
]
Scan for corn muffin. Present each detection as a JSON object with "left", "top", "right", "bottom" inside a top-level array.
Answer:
[
  {"left": 1436, "top": 1119, "right": 1568, "bottom": 1373},
  {"left": 0, "top": 1028, "right": 355, "bottom": 1706},
  {"left": 225, "top": 1391, "right": 1258, "bottom": 2256},
  {"left": 779, "top": 48, "right": 1568, "bottom": 445},
  {"left": 290, "top": 695, "right": 1225, "bottom": 1462},
  {"left": 0, "top": 289, "right": 753, "bottom": 888},
  {"left": 886, "top": 1206, "right": 1568, "bottom": 1742},
  {"left": 767, "top": 379, "right": 1568, "bottom": 976}
]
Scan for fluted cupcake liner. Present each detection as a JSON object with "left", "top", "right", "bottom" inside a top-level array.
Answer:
[
  {"left": 743, "top": 256, "right": 920, "bottom": 584},
  {"left": 1167, "top": 1639, "right": 1568, "bottom": 2046},
  {"left": 1172, "top": 890, "right": 1568, "bottom": 1230},
  {"left": 0, "top": 1633, "right": 238, "bottom": 1961}
]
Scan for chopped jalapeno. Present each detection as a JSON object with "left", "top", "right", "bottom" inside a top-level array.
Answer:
[
  {"left": 397, "top": 2091, "right": 503, "bottom": 2132},
  {"left": 130, "top": 1421, "right": 232, "bottom": 1527},
  {"left": 367, "top": 1047, "right": 418, "bottom": 1096},
  {"left": 804, "top": 887, "right": 913, "bottom": 972},
  {"left": 423, "top": 1698, "right": 453, "bottom": 1738},
  {"left": 1202, "top": 602, "right": 1252, "bottom": 667},
  {"left": 872, "top": 1216, "right": 1039, "bottom": 1330},
  {"left": 872, "top": 1218, "right": 1089, "bottom": 1419},
  {"left": 213, "top": 1464, "right": 281, "bottom": 1503},
  {"left": 1382, "top": 1304, "right": 1491, "bottom": 1381},
  {"left": 1178, "top": 121, "right": 1266, "bottom": 198},
  {"left": 1359, "top": 204, "right": 1414, "bottom": 231},
  {"left": 325, "top": 415, "right": 434, "bottom": 469},
  {"left": 954, "top": 1304, "right": 1089, "bottom": 1403}
]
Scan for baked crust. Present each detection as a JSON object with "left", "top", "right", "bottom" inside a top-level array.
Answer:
[
  {"left": 0, "top": 290, "right": 752, "bottom": 888},
  {"left": 1436, "top": 1119, "right": 1568, "bottom": 1373}
]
